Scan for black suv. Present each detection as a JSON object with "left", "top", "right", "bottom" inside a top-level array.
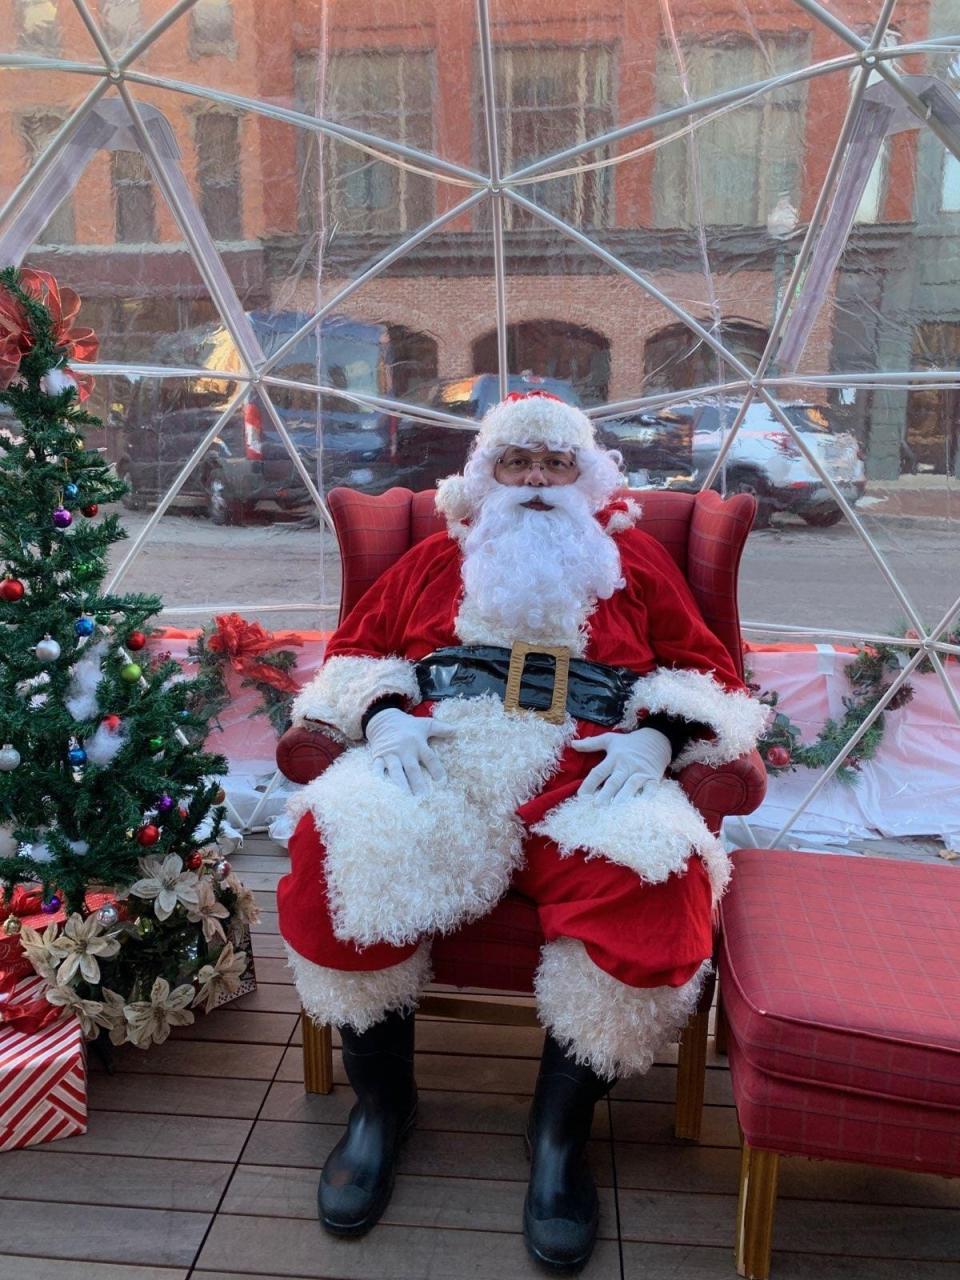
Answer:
[{"left": 117, "top": 312, "right": 399, "bottom": 523}]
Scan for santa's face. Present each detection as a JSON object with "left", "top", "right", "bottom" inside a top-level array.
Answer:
[{"left": 455, "top": 446, "right": 624, "bottom": 651}]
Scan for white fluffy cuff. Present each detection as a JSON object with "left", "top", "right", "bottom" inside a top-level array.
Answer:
[
  {"left": 535, "top": 937, "right": 710, "bottom": 1079},
  {"left": 290, "top": 654, "right": 421, "bottom": 742},
  {"left": 284, "top": 939, "right": 432, "bottom": 1033},
  {"left": 622, "top": 667, "right": 768, "bottom": 768}
]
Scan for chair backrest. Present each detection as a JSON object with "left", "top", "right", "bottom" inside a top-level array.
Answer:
[{"left": 327, "top": 486, "right": 754, "bottom": 679}]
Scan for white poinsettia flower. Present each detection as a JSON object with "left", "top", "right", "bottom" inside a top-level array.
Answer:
[
  {"left": 48, "top": 911, "right": 121, "bottom": 986},
  {"left": 98, "top": 988, "right": 130, "bottom": 1046},
  {"left": 193, "top": 942, "right": 249, "bottom": 1014},
  {"left": 223, "top": 872, "right": 261, "bottom": 927},
  {"left": 129, "top": 854, "right": 200, "bottom": 921},
  {"left": 123, "top": 976, "right": 196, "bottom": 1049},
  {"left": 44, "top": 984, "right": 109, "bottom": 1040},
  {"left": 186, "top": 877, "right": 230, "bottom": 944},
  {"left": 18, "top": 920, "right": 62, "bottom": 983}
]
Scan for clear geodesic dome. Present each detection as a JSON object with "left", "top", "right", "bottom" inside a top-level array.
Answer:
[{"left": 2, "top": 0, "right": 959, "bottom": 846}]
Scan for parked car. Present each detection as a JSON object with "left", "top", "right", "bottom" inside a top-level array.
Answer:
[
  {"left": 594, "top": 406, "right": 697, "bottom": 490},
  {"left": 688, "top": 399, "right": 866, "bottom": 527},
  {"left": 117, "top": 312, "right": 422, "bottom": 523},
  {"left": 388, "top": 372, "right": 582, "bottom": 488}
]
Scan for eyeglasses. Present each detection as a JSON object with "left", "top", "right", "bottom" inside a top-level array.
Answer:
[{"left": 496, "top": 453, "right": 577, "bottom": 475}]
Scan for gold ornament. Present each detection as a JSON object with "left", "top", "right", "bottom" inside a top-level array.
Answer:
[{"left": 3, "top": 916, "right": 22, "bottom": 936}]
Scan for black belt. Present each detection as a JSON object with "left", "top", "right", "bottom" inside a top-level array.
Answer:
[{"left": 414, "top": 644, "right": 635, "bottom": 727}]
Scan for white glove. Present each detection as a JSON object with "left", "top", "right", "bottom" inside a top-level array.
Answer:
[
  {"left": 572, "top": 727, "right": 672, "bottom": 806},
  {"left": 365, "top": 707, "right": 457, "bottom": 796}
]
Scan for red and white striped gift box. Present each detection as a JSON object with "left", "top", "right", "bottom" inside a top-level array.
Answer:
[{"left": 0, "top": 975, "right": 87, "bottom": 1151}]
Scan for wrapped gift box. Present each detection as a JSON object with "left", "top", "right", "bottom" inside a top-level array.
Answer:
[{"left": 0, "top": 974, "right": 87, "bottom": 1151}]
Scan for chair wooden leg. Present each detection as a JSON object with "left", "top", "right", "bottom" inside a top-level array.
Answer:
[
  {"left": 735, "top": 1139, "right": 780, "bottom": 1280},
  {"left": 301, "top": 1010, "right": 334, "bottom": 1094},
  {"left": 674, "top": 1003, "right": 710, "bottom": 1140},
  {"left": 715, "top": 987, "right": 729, "bottom": 1056}
]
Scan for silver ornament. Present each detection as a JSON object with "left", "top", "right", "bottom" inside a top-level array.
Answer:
[
  {"left": 214, "top": 859, "right": 232, "bottom": 880},
  {"left": 96, "top": 904, "right": 120, "bottom": 928},
  {"left": 0, "top": 744, "right": 21, "bottom": 772},
  {"left": 34, "top": 636, "right": 61, "bottom": 663}
]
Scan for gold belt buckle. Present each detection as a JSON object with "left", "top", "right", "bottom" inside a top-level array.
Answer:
[{"left": 503, "top": 642, "right": 571, "bottom": 725}]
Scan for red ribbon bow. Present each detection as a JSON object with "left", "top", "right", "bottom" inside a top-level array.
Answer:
[
  {"left": 0, "top": 884, "right": 44, "bottom": 924},
  {"left": 207, "top": 613, "right": 303, "bottom": 694},
  {"left": 0, "top": 970, "right": 63, "bottom": 1034},
  {"left": 503, "top": 389, "right": 563, "bottom": 403},
  {"left": 0, "top": 268, "right": 98, "bottom": 398}
]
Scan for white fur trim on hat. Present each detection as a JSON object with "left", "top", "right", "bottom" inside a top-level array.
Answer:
[
  {"left": 476, "top": 395, "right": 597, "bottom": 454},
  {"left": 535, "top": 937, "right": 710, "bottom": 1079},
  {"left": 533, "top": 776, "right": 731, "bottom": 904},
  {"left": 288, "top": 693, "right": 574, "bottom": 947},
  {"left": 290, "top": 654, "right": 421, "bottom": 742},
  {"left": 285, "top": 939, "right": 432, "bottom": 1033},
  {"left": 621, "top": 667, "right": 768, "bottom": 768}
]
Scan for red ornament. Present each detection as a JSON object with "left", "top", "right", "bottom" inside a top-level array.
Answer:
[
  {"left": 101, "top": 714, "right": 121, "bottom": 733},
  {"left": 126, "top": 631, "right": 147, "bottom": 651},
  {"left": 135, "top": 824, "right": 160, "bottom": 846},
  {"left": 0, "top": 578, "right": 25, "bottom": 601},
  {"left": 81, "top": 503, "right": 99, "bottom": 518},
  {"left": 766, "top": 745, "right": 792, "bottom": 768},
  {"left": 186, "top": 851, "right": 204, "bottom": 871}
]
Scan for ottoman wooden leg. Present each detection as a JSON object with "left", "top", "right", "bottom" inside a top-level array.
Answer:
[
  {"left": 736, "top": 1140, "right": 779, "bottom": 1279},
  {"left": 301, "top": 1010, "right": 334, "bottom": 1094},
  {"left": 674, "top": 1004, "right": 710, "bottom": 1140}
]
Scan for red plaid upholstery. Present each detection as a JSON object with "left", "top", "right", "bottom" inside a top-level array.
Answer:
[
  {"left": 278, "top": 487, "right": 766, "bottom": 992},
  {"left": 720, "top": 849, "right": 960, "bottom": 1175}
]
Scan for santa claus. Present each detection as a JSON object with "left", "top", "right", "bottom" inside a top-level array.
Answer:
[{"left": 277, "top": 391, "right": 765, "bottom": 1271}]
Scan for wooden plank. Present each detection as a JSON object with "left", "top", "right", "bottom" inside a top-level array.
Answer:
[
  {"left": 252, "top": 956, "right": 294, "bottom": 984},
  {"left": 29, "top": 1111, "right": 252, "bottom": 1163},
  {"left": 294, "top": 1018, "right": 545, "bottom": 1057},
  {"left": 172, "top": 1009, "right": 297, "bottom": 1044},
  {"left": 195, "top": 1215, "right": 624, "bottom": 1279},
  {"left": 228, "top": 854, "right": 290, "bottom": 873},
  {"left": 249, "top": 934, "right": 287, "bottom": 958},
  {"left": 226, "top": 870, "right": 283, "bottom": 891},
  {"left": 0, "top": 1261, "right": 187, "bottom": 1280},
  {"left": 0, "top": 1201, "right": 210, "bottom": 1268},
  {"left": 87, "top": 1071, "right": 268, "bottom": 1119},
  {"left": 0, "top": 1151, "right": 231, "bottom": 1212},
  {"left": 222, "top": 1164, "right": 620, "bottom": 1238},
  {"left": 230, "top": 982, "right": 301, "bottom": 1014},
  {"left": 276, "top": 1046, "right": 539, "bottom": 1092},
  {"left": 251, "top": 910, "right": 279, "bottom": 934},
  {"left": 100, "top": 1038, "right": 283, "bottom": 1079}
]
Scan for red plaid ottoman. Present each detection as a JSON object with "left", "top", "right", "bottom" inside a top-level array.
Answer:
[{"left": 719, "top": 848, "right": 960, "bottom": 1279}]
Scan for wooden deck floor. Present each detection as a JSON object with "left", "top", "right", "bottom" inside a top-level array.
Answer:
[{"left": 1, "top": 836, "right": 959, "bottom": 1280}]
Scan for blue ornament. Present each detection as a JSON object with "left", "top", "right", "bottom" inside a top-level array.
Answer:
[
  {"left": 68, "top": 746, "right": 87, "bottom": 766},
  {"left": 74, "top": 616, "right": 95, "bottom": 637},
  {"left": 64, "top": 483, "right": 79, "bottom": 501}
]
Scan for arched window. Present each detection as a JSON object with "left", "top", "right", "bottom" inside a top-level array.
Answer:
[
  {"left": 472, "top": 321, "right": 610, "bottom": 405},
  {"left": 643, "top": 321, "right": 767, "bottom": 393}
]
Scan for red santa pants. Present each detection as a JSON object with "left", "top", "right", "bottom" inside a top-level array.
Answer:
[{"left": 277, "top": 810, "right": 714, "bottom": 990}]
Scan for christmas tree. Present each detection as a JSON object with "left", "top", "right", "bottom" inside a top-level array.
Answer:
[{"left": 0, "top": 266, "right": 257, "bottom": 1048}]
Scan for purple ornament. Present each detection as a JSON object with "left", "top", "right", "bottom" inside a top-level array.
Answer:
[
  {"left": 156, "top": 794, "right": 174, "bottom": 815},
  {"left": 41, "top": 895, "right": 61, "bottom": 914},
  {"left": 52, "top": 507, "right": 73, "bottom": 529}
]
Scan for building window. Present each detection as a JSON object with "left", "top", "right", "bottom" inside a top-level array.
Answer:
[
  {"left": 493, "top": 46, "right": 613, "bottom": 230},
  {"left": 16, "top": 0, "right": 59, "bottom": 54},
  {"left": 99, "top": 0, "right": 142, "bottom": 50},
  {"left": 297, "top": 50, "right": 434, "bottom": 235},
  {"left": 855, "top": 141, "right": 888, "bottom": 223},
  {"left": 195, "top": 112, "right": 242, "bottom": 240},
  {"left": 21, "top": 112, "right": 75, "bottom": 244},
  {"left": 189, "top": 0, "right": 235, "bottom": 58},
  {"left": 112, "top": 149, "right": 156, "bottom": 244},
  {"left": 654, "top": 37, "right": 809, "bottom": 228}
]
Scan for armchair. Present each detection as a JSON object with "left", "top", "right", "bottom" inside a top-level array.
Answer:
[{"left": 277, "top": 486, "right": 766, "bottom": 1139}]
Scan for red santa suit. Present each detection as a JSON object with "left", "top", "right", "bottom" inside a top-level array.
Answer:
[{"left": 277, "top": 501, "right": 764, "bottom": 1079}]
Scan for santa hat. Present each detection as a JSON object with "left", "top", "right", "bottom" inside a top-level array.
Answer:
[{"left": 473, "top": 390, "right": 597, "bottom": 454}]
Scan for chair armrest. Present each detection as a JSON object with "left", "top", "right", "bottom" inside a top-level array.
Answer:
[
  {"left": 677, "top": 748, "right": 767, "bottom": 832},
  {"left": 276, "top": 724, "right": 347, "bottom": 785}
]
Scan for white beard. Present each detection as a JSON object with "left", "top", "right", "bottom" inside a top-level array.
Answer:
[{"left": 455, "top": 483, "right": 624, "bottom": 653}]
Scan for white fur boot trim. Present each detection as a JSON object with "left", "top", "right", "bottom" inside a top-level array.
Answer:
[
  {"left": 621, "top": 667, "right": 768, "bottom": 768},
  {"left": 290, "top": 654, "right": 421, "bottom": 742},
  {"left": 288, "top": 693, "right": 574, "bottom": 947},
  {"left": 284, "top": 939, "right": 432, "bottom": 1034},
  {"left": 533, "top": 776, "right": 731, "bottom": 904},
  {"left": 535, "top": 937, "right": 710, "bottom": 1079}
]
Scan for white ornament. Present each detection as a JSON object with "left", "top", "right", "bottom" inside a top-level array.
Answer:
[
  {"left": 35, "top": 636, "right": 62, "bottom": 663},
  {"left": 40, "top": 367, "right": 76, "bottom": 397},
  {"left": 0, "top": 744, "right": 21, "bottom": 771},
  {"left": 0, "top": 825, "right": 18, "bottom": 857},
  {"left": 84, "top": 721, "right": 126, "bottom": 766}
]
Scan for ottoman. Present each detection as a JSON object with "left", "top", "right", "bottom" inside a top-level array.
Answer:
[{"left": 719, "top": 848, "right": 960, "bottom": 1279}]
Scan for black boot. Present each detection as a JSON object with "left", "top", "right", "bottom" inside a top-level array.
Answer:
[
  {"left": 523, "top": 1033, "right": 612, "bottom": 1273},
  {"left": 317, "top": 1009, "right": 417, "bottom": 1236}
]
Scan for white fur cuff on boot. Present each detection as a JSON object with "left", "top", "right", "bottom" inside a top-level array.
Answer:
[
  {"left": 285, "top": 940, "right": 433, "bottom": 1034},
  {"left": 534, "top": 937, "right": 709, "bottom": 1080}
]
